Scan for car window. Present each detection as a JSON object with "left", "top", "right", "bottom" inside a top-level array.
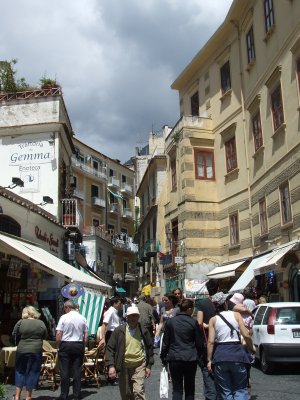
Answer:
[
  {"left": 254, "top": 305, "right": 267, "bottom": 325},
  {"left": 275, "top": 307, "right": 300, "bottom": 325},
  {"left": 262, "top": 307, "right": 272, "bottom": 325}
]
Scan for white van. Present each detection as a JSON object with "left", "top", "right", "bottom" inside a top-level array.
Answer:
[{"left": 252, "top": 302, "right": 300, "bottom": 374}]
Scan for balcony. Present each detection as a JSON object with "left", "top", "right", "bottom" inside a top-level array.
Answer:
[
  {"left": 109, "top": 203, "right": 119, "bottom": 213},
  {"left": 82, "top": 225, "right": 111, "bottom": 242},
  {"left": 122, "top": 208, "right": 133, "bottom": 219},
  {"left": 73, "top": 188, "right": 85, "bottom": 199},
  {"left": 71, "top": 156, "right": 107, "bottom": 181},
  {"left": 91, "top": 196, "right": 106, "bottom": 208},
  {"left": 145, "top": 239, "right": 159, "bottom": 258},
  {"left": 138, "top": 244, "right": 150, "bottom": 262},
  {"left": 121, "top": 182, "right": 133, "bottom": 195},
  {"left": 166, "top": 115, "right": 212, "bottom": 147},
  {"left": 61, "top": 198, "right": 82, "bottom": 228},
  {"left": 111, "top": 233, "right": 136, "bottom": 252},
  {"left": 108, "top": 176, "right": 120, "bottom": 189}
]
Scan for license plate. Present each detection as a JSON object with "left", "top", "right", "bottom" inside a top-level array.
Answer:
[{"left": 292, "top": 330, "right": 300, "bottom": 338}]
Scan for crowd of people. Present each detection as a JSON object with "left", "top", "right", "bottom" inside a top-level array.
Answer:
[{"left": 10, "top": 282, "right": 263, "bottom": 400}]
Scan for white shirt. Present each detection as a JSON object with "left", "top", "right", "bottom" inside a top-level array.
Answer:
[
  {"left": 56, "top": 310, "right": 88, "bottom": 341},
  {"left": 103, "top": 306, "right": 120, "bottom": 332}
]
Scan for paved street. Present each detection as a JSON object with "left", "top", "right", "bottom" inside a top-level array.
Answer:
[{"left": 3, "top": 350, "right": 300, "bottom": 400}]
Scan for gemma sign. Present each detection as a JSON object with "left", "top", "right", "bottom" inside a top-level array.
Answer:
[{"left": 9, "top": 137, "right": 54, "bottom": 166}]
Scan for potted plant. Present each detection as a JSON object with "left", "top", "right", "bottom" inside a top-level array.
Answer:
[
  {"left": 40, "top": 76, "right": 60, "bottom": 89},
  {"left": 0, "top": 383, "right": 5, "bottom": 400}
]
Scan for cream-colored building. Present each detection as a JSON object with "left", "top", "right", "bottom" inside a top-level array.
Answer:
[
  {"left": 164, "top": 0, "right": 300, "bottom": 300},
  {"left": 71, "top": 138, "right": 137, "bottom": 294}
]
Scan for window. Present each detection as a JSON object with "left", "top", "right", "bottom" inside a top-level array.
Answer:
[
  {"left": 122, "top": 175, "right": 126, "bottom": 183},
  {"left": 220, "top": 61, "right": 231, "bottom": 94},
  {"left": 225, "top": 137, "right": 237, "bottom": 172},
  {"left": 195, "top": 149, "right": 215, "bottom": 180},
  {"left": 92, "top": 219, "right": 100, "bottom": 227},
  {"left": 259, "top": 198, "right": 268, "bottom": 235},
  {"left": 109, "top": 169, "right": 114, "bottom": 177},
  {"left": 92, "top": 160, "right": 98, "bottom": 171},
  {"left": 123, "top": 198, "right": 128, "bottom": 209},
  {"left": 280, "top": 182, "right": 292, "bottom": 225},
  {"left": 252, "top": 111, "right": 263, "bottom": 151},
  {"left": 229, "top": 213, "right": 239, "bottom": 246},
  {"left": 264, "top": 0, "right": 275, "bottom": 33},
  {"left": 246, "top": 26, "right": 255, "bottom": 64},
  {"left": 171, "top": 159, "right": 177, "bottom": 190},
  {"left": 190, "top": 92, "right": 199, "bottom": 116},
  {"left": 271, "top": 84, "right": 284, "bottom": 131},
  {"left": 109, "top": 193, "right": 115, "bottom": 204},
  {"left": 91, "top": 184, "right": 99, "bottom": 198}
]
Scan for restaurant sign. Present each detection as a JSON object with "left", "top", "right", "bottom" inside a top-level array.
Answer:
[{"left": 35, "top": 225, "right": 59, "bottom": 254}]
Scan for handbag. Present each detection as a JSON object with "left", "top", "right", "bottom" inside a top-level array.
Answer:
[
  {"left": 159, "top": 366, "right": 169, "bottom": 399},
  {"left": 12, "top": 320, "right": 22, "bottom": 346}
]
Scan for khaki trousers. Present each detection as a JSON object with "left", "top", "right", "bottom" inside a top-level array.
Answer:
[{"left": 118, "top": 361, "right": 146, "bottom": 400}]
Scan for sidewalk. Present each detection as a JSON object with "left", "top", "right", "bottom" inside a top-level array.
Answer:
[{"left": 3, "top": 350, "right": 205, "bottom": 400}]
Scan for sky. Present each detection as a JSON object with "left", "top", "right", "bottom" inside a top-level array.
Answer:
[{"left": 1, "top": 0, "right": 233, "bottom": 163}]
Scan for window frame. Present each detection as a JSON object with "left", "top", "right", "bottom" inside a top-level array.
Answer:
[
  {"left": 194, "top": 148, "right": 215, "bottom": 180},
  {"left": 91, "top": 184, "right": 99, "bottom": 198},
  {"left": 296, "top": 57, "right": 300, "bottom": 95},
  {"left": 171, "top": 159, "right": 177, "bottom": 190},
  {"left": 246, "top": 25, "right": 256, "bottom": 64},
  {"left": 264, "top": 0, "right": 275, "bottom": 34},
  {"left": 259, "top": 198, "right": 268, "bottom": 236},
  {"left": 190, "top": 91, "right": 199, "bottom": 116},
  {"left": 225, "top": 137, "right": 237, "bottom": 173},
  {"left": 280, "top": 182, "right": 292, "bottom": 225},
  {"left": 252, "top": 110, "right": 263, "bottom": 152},
  {"left": 220, "top": 60, "right": 231, "bottom": 95},
  {"left": 229, "top": 212, "right": 239, "bottom": 246},
  {"left": 271, "top": 84, "right": 284, "bottom": 131}
]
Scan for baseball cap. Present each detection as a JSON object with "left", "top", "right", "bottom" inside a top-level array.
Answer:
[{"left": 126, "top": 306, "right": 140, "bottom": 316}]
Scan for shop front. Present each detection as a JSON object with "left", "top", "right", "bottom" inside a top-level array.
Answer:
[
  {"left": 229, "top": 241, "right": 300, "bottom": 302},
  {"left": 0, "top": 191, "right": 110, "bottom": 339}
]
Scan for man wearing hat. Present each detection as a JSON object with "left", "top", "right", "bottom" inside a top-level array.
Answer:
[{"left": 105, "top": 305, "right": 154, "bottom": 400}]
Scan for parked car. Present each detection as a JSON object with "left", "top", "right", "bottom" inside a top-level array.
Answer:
[{"left": 252, "top": 302, "right": 300, "bottom": 374}]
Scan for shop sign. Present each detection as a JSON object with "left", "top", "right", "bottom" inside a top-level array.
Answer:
[
  {"left": 175, "top": 256, "right": 184, "bottom": 265},
  {"left": 184, "top": 279, "right": 207, "bottom": 294},
  {"left": 35, "top": 225, "right": 59, "bottom": 254},
  {"left": 7, "top": 257, "right": 24, "bottom": 278},
  {"left": 9, "top": 137, "right": 54, "bottom": 166},
  {"left": 61, "top": 283, "right": 85, "bottom": 299}
]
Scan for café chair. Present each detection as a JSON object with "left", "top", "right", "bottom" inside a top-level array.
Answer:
[
  {"left": 42, "top": 340, "right": 57, "bottom": 353},
  {"left": 0, "top": 335, "right": 13, "bottom": 347},
  {"left": 40, "top": 351, "right": 57, "bottom": 391},
  {"left": 82, "top": 346, "right": 102, "bottom": 387}
]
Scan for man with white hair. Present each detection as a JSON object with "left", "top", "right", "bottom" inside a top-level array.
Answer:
[{"left": 105, "top": 305, "right": 154, "bottom": 400}]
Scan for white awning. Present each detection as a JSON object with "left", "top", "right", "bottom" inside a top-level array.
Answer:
[
  {"left": 229, "top": 252, "right": 272, "bottom": 293},
  {"left": 207, "top": 260, "right": 247, "bottom": 279},
  {"left": 0, "top": 233, "right": 111, "bottom": 290},
  {"left": 253, "top": 241, "right": 299, "bottom": 276}
]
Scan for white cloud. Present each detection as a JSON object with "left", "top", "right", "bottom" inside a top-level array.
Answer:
[{"left": 0, "top": 0, "right": 233, "bottom": 162}]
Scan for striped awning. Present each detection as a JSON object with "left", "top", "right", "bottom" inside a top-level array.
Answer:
[{"left": 76, "top": 288, "right": 106, "bottom": 335}]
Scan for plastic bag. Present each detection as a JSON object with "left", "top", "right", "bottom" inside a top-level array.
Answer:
[
  {"left": 154, "top": 335, "right": 160, "bottom": 348},
  {"left": 159, "top": 366, "right": 169, "bottom": 398}
]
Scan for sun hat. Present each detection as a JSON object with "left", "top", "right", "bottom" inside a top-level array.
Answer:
[
  {"left": 211, "top": 292, "right": 228, "bottom": 306},
  {"left": 230, "top": 293, "right": 244, "bottom": 305},
  {"left": 126, "top": 306, "right": 140, "bottom": 316}
]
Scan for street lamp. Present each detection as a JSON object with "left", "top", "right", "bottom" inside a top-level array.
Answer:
[
  {"left": 3, "top": 177, "right": 24, "bottom": 189},
  {"left": 37, "top": 196, "right": 54, "bottom": 206}
]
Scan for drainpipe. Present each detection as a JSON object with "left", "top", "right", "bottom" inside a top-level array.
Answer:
[{"left": 232, "top": 20, "right": 255, "bottom": 253}]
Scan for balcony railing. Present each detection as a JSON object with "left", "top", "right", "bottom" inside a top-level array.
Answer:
[
  {"left": 166, "top": 115, "right": 212, "bottom": 143},
  {"left": 91, "top": 196, "right": 106, "bottom": 208},
  {"left": 145, "top": 239, "right": 159, "bottom": 257},
  {"left": 82, "top": 225, "right": 111, "bottom": 241},
  {"left": 122, "top": 208, "right": 133, "bottom": 219},
  {"left": 121, "top": 182, "right": 133, "bottom": 195},
  {"left": 109, "top": 203, "right": 119, "bottom": 213},
  {"left": 108, "top": 176, "right": 120, "bottom": 188},
  {"left": 73, "top": 188, "right": 85, "bottom": 199},
  {"left": 61, "top": 198, "right": 83, "bottom": 229},
  {"left": 72, "top": 156, "right": 107, "bottom": 180}
]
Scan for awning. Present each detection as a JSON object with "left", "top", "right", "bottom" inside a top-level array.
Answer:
[
  {"left": 229, "top": 252, "right": 272, "bottom": 293},
  {"left": 253, "top": 241, "right": 299, "bottom": 276},
  {"left": 0, "top": 233, "right": 111, "bottom": 290},
  {"left": 75, "top": 287, "right": 106, "bottom": 335},
  {"left": 116, "top": 287, "right": 126, "bottom": 293},
  {"left": 207, "top": 260, "right": 247, "bottom": 279}
]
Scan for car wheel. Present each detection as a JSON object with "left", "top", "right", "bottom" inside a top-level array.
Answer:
[{"left": 260, "top": 348, "right": 274, "bottom": 374}]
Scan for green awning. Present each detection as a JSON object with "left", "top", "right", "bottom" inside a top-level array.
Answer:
[{"left": 116, "top": 287, "right": 126, "bottom": 293}]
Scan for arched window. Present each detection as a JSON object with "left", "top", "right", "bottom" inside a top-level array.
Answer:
[{"left": 0, "top": 215, "right": 21, "bottom": 237}]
